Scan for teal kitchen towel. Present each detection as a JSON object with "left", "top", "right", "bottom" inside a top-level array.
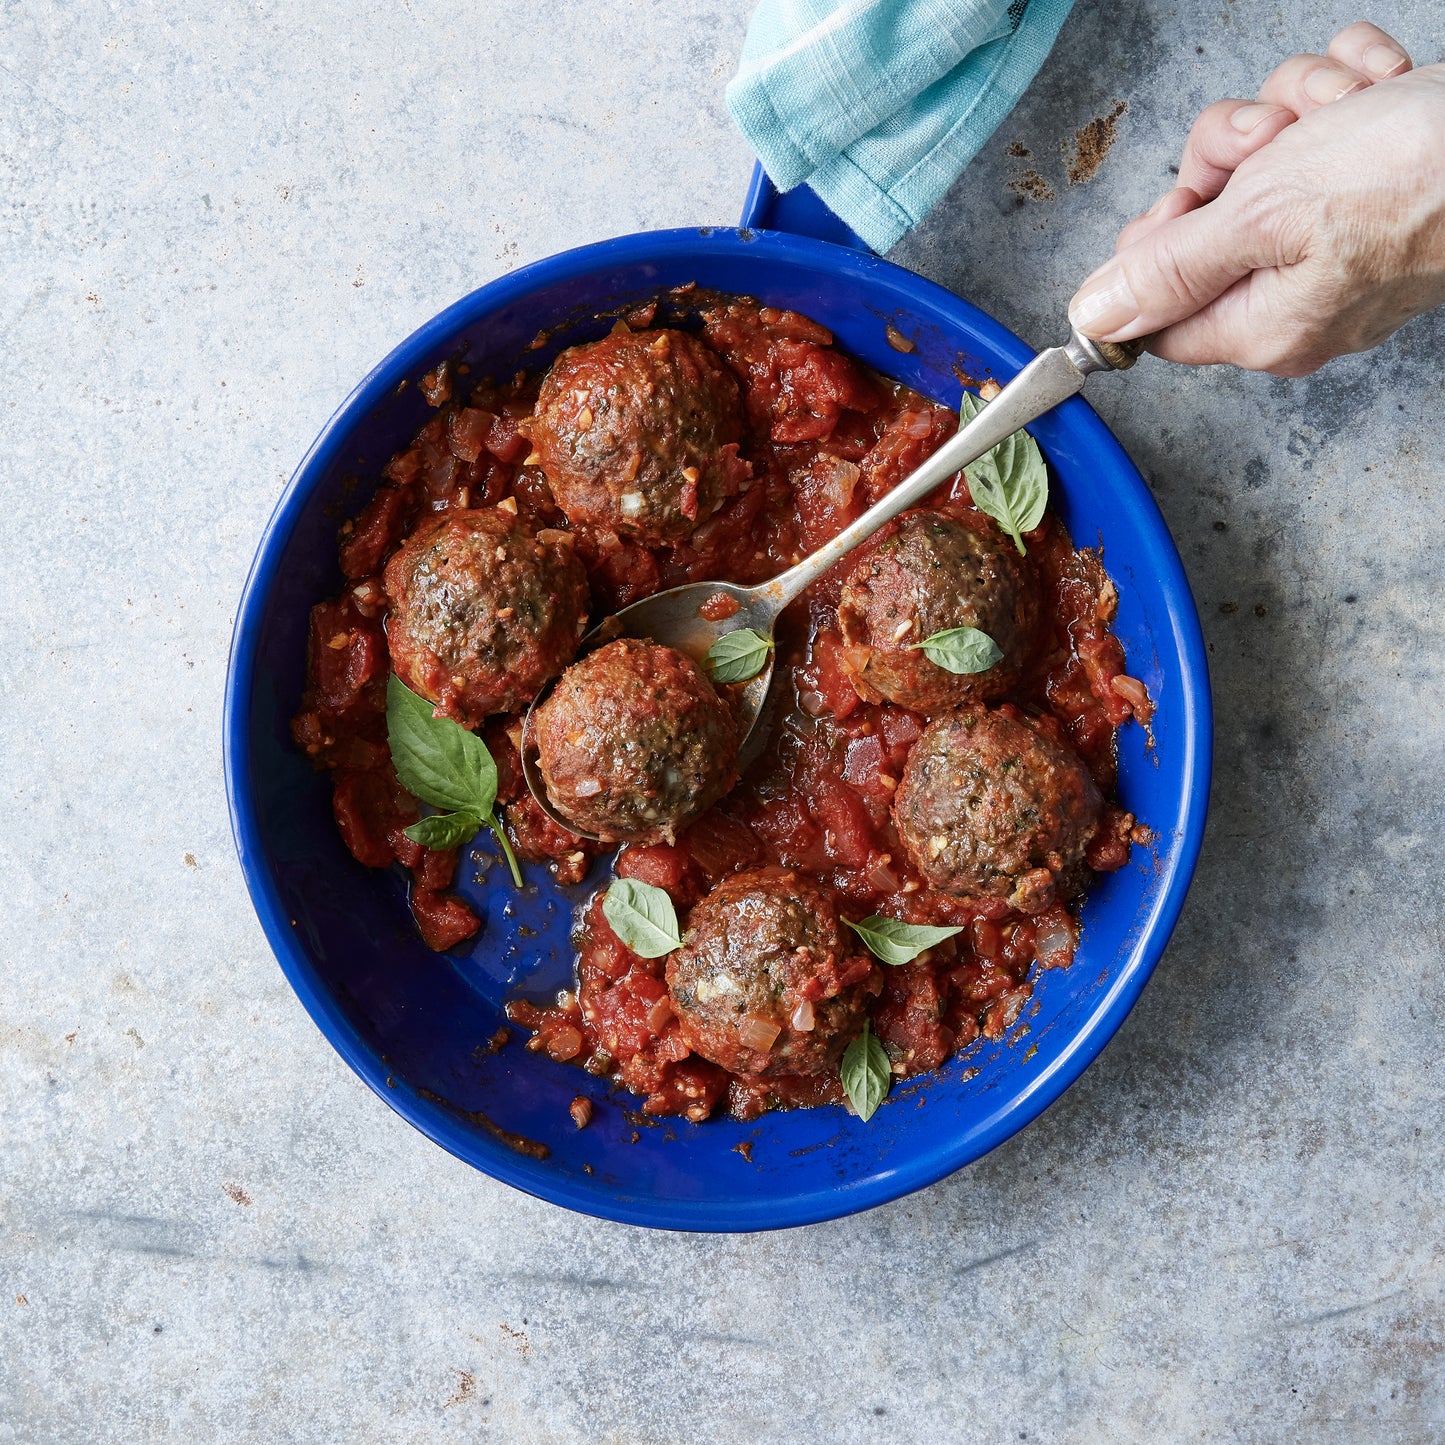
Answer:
[{"left": 727, "top": 0, "right": 1076, "bottom": 252}]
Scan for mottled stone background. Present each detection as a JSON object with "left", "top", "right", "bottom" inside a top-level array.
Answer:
[{"left": 2, "top": 1, "right": 1441, "bottom": 1440}]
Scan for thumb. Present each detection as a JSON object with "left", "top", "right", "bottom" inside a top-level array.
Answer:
[{"left": 1068, "top": 191, "right": 1285, "bottom": 343}]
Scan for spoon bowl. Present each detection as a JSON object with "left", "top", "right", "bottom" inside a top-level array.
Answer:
[{"left": 518, "top": 578, "right": 779, "bottom": 840}]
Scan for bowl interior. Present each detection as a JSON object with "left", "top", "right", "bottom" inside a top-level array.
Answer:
[{"left": 226, "top": 229, "right": 1210, "bottom": 1231}]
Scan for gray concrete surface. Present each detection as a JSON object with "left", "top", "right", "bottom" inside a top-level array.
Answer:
[{"left": 3, "top": 1, "right": 1442, "bottom": 1439}]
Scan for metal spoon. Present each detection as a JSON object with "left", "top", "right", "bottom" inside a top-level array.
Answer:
[{"left": 521, "top": 328, "right": 1141, "bottom": 837}]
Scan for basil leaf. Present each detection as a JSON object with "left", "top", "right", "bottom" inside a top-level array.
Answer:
[
  {"left": 912, "top": 626, "right": 1002, "bottom": 676},
  {"left": 958, "top": 391, "right": 1049, "bottom": 556},
  {"left": 840, "top": 1022, "right": 891, "bottom": 1122},
  {"left": 845, "top": 915, "right": 964, "bottom": 966},
  {"left": 602, "top": 877, "right": 683, "bottom": 958},
  {"left": 385, "top": 674, "right": 521, "bottom": 888},
  {"left": 402, "top": 811, "right": 481, "bottom": 850},
  {"left": 386, "top": 673, "right": 498, "bottom": 818},
  {"left": 705, "top": 628, "right": 774, "bottom": 684}
]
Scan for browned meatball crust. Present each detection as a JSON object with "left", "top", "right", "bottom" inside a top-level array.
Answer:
[
  {"left": 665, "top": 869, "right": 878, "bottom": 1077},
  {"left": 533, "top": 638, "right": 739, "bottom": 843},
  {"left": 837, "top": 510, "right": 1041, "bottom": 713},
  {"left": 383, "top": 508, "right": 589, "bottom": 727},
  {"left": 529, "top": 328, "right": 749, "bottom": 543},
  {"left": 893, "top": 708, "right": 1103, "bottom": 911}
]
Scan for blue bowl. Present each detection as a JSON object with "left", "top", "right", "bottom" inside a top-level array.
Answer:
[{"left": 224, "top": 215, "right": 1211, "bottom": 1232}]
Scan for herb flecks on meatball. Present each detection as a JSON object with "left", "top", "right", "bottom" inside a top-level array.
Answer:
[
  {"left": 383, "top": 508, "right": 589, "bottom": 727},
  {"left": 533, "top": 638, "right": 740, "bottom": 843},
  {"left": 893, "top": 708, "right": 1103, "bottom": 911},
  {"left": 665, "top": 868, "right": 878, "bottom": 1077},
  {"left": 529, "top": 328, "right": 750, "bottom": 544},
  {"left": 837, "top": 510, "right": 1041, "bottom": 712}
]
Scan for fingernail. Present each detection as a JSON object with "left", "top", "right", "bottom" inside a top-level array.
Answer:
[
  {"left": 1229, "top": 102, "right": 1287, "bottom": 134},
  {"left": 1068, "top": 264, "right": 1140, "bottom": 338},
  {"left": 1303, "top": 66, "right": 1366, "bottom": 105},
  {"left": 1361, "top": 43, "right": 1408, "bottom": 79}
]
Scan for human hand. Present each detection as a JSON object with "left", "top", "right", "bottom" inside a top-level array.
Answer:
[{"left": 1067, "top": 24, "right": 1445, "bottom": 376}]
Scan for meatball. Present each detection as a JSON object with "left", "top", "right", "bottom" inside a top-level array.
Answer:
[
  {"left": 529, "top": 328, "right": 748, "bottom": 543},
  {"left": 837, "top": 510, "right": 1041, "bottom": 712},
  {"left": 533, "top": 638, "right": 739, "bottom": 843},
  {"left": 665, "top": 869, "right": 877, "bottom": 1077},
  {"left": 383, "top": 508, "right": 589, "bottom": 727},
  {"left": 893, "top": 709, "right": 1102, "bottom": 911}
]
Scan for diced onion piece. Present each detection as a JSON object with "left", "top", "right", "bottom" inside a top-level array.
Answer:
[
  {"left": 814, "top": 455, "right": 860, "bottom": 507},
  {"left": 738, "top": 1015, "right": 782, "bottom": 1052},
  {"left": 798, "top": 688, "right": 827, "bottom": 718},
  {"left": 1110, "top": 673, "right": 1154, "bottom": 722},
  {"left": 1034, "top": 919, "right": 1076, "bottom": 970},
  {"left": 866, "top": 856, "right": 900, "bottom": 893},
  {"left": 791, "top": 999, "right": 815, "bottom": 1032},
  {"left": 904, "top": 411, "right": 933, "bottom": 439},
  {"left": 574, "top": 778, "right": 603, "bottom": 798},
  {"left": 645, "top": 996, "right": 675, "bottom": 1033}
]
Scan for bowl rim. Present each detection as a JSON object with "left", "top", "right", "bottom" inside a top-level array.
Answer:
[{"left": 223, "top": 224, "right": 1213, "bottom": 1231}]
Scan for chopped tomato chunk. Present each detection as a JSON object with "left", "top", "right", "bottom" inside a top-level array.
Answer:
[{"left": 411, "top": 888, "right": 480, "bottom": 951}]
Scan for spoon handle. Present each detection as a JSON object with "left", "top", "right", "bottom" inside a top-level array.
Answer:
[{"left": 754, "top": 328, "right": 1130, "bottom": 611}]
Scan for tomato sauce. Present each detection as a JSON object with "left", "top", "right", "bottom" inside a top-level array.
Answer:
[{"left": 294, "top": 293, "right": 1146, "bottom": 1121}]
